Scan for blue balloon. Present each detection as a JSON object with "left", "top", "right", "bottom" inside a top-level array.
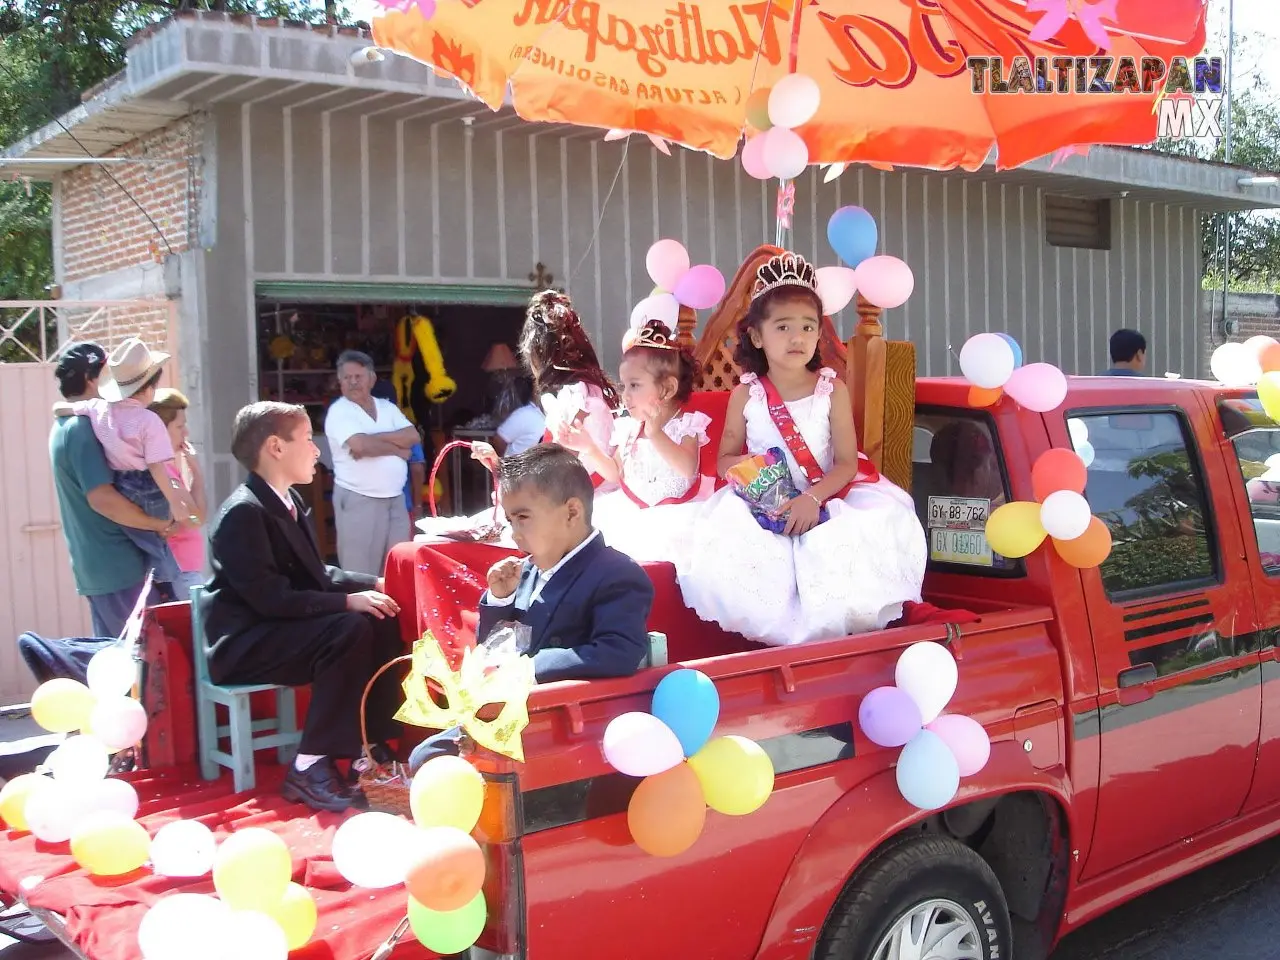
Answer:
[
  {"left": 651, "top": 669, "right": 720, "bottom": 758},
  {"left": 826, "top": 206, "right": 878, "bottom": 268},
  {"left": 895, "top": 730, "right": 960, "bottom": 810},
  {"left": 997, "top": 333, "right": 1023, "bottom": 369}
]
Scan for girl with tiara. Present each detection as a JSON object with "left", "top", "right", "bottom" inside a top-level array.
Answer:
[
  {"left": 556, "top": 311, "right": 713, "bottom": 563},
  {"left": 676, "top": 252, "right": 928, "bottom": 646}
]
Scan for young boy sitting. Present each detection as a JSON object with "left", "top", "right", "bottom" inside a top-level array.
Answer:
[{"left": 409, "top": 443, "right": 654, "bottom": 771}]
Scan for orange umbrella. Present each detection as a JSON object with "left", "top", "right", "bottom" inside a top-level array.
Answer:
[{"left": 372, "top": 0, "right": 1208, "bottom": 171}]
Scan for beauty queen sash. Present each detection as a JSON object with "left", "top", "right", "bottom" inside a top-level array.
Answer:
[{"left": 758, "top": 375, "right": 880, "bottom": 500}]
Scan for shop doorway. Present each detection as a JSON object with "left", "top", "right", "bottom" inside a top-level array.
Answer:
[{"left": 255, "top": 298, "right": 529, "bottom": 560}]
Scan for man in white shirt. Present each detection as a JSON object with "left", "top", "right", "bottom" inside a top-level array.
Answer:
[{"left": 324, "top": 350, "right": 420, "bottom": 575}]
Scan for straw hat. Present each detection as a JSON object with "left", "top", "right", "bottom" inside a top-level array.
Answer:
[{"left": 98, "top": 337, "right": 170, "bottom": 402}]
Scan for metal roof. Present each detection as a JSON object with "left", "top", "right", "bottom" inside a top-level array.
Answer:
[{"left": 2, "top": 11, "right": 1277, "bottom": 213}]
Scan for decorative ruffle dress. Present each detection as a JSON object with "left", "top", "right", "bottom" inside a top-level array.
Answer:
[
  {"left": 591, "top": 411, "right": 715, "bottom": 564},
  {"left": 676, "top": 369, "right": 928, "bottom": 647}
]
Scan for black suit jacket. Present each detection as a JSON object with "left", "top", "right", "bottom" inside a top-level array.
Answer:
[
  {"left": 477, "top": 534, "right": 654, "bottom": 683},
  {"left": 203, "top": 472, "right": 375, "bottom": 678}
]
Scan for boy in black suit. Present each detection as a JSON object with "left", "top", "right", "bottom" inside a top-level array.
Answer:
[
  {"left": 409, "top": 444, "right": 653, "bottom": 771},
  {"left": 203, "top": 401, "right": 405, "bottom": 811}
]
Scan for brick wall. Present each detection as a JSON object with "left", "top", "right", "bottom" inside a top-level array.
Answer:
[
  {"left": 1200, "top": 291, "right": 1280, "bottom": 375},
  {"left": 57, "top": 116, "right": 201, "bottom": 356}
]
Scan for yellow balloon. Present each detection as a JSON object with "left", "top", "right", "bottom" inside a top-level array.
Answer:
[
  {"left": 984, "top": 501, "right": 1048, "bottom": 559},
  {"left": 0, "top": 773, "right": 45, "bottom": 832},
  {"left": 70, "top": 813, "right": 151, "bottom": 876},
  {"left": 213, "top": 828, "right": 293, "bottom": 911},
  {"left": 1260, "top": 372, "right": 1280, "bottom": 421},
  {"left": 31, "top": 678, "right": 96, "bottom": 734},
  {"left": 266, "top": 881, "right": 318, "bottom": 950},
  {"left": 688, "top": 736, "right": 774, "bottom": 816},
  {"left": 410, "top": 755, "right": 485, "bottom": 833}
]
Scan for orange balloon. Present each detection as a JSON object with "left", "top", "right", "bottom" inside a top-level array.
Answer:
[
  {"left": 404, "top": 827, "right": 487, "bottom": 912},
  {"left": 1262, "top": 342, "right": 1280, "bottom": 374},
  {"left": 968, "top": 386, "right": 1002, "bottom": 408},
  {"left": 1053, "top": 517, "right": 1113, "bottom": 568},
  {"left": 626, "top": 764, "right": 706, "bottom": 858},
  {"left": 1032, "top": 448, "right": 1088, "bottom": 502}
]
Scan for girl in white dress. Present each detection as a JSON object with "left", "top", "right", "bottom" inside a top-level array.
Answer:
[
  {"left": 677, "top": 253, "right": 927, "bottom": 646},
  {"left": 558, "top": 314, "right": 713, "bottom": 563}
]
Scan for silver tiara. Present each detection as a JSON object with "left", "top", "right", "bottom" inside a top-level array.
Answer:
[{"left": 752, "top": 252, "right": 818, "bottom": 301}]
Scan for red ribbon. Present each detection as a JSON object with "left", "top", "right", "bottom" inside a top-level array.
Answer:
[{"left": 775, "top": 182, "right": 797, "bottom": 230}]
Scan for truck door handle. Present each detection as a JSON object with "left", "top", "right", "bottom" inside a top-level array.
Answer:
[{"left": 1118, "top": 663, "right": 1156, "bottom": 687}]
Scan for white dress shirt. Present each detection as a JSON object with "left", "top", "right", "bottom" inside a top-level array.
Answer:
[{"left": 487, "top": 529, "right": 601, "bottom": 608}]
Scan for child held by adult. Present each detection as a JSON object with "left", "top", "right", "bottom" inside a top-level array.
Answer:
[
  {"left": 556, "top": 312, "right": 713, "bottom": 564},
  {"left": 676, "top": 253, "right": 928, "bottom": 646},
  {"left": 148, "top": 388, "right": 208, "bottom": 596}
]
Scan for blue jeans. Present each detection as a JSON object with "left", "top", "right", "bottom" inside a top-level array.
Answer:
[
  {"left": 87, "top": 580, "right": 148, "bottom": 638},
  {"left": 114, "top": 469, "right": 183, "bottom": 585}
]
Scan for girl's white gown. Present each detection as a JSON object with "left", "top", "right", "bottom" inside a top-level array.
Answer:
[
  {"left": 591, "top": 411, "right": 715, "bottom": 564},
  {"left": 676, "top": 369, "right": 927, "bottom": 646}
]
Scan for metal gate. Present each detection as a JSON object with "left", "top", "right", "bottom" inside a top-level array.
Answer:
[{"left": 0, "top": 299, "right": 177, "bottom": 704}]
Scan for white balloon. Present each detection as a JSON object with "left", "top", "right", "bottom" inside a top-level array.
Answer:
[
  {"left": 1210, "top": 341, "right": 1261, "bottom": 387},
  {"left": 768, "top": 73, "right": 821, "bottom": 128},
  {"left": 1076, "top": 441, "right": 1096, "bottom": 468},
  {"left": 894, "top": 641, "right": 958, "bottom": 725},
  {"left": 1040, "top": 490, "right": 1092, "bottom": 541},
  {"left": 331, "top": 812, "right": 426, "bottom": 888},
  {"left": 89, "top": 696, "right": 148, "bottom": 752},
  {"left": 86, "top": 777, "right": 140, "bottom": 820},
  {"left": 47, "top": 735, "right": 110, "bottom": 783},
  {"left": 1245, "top": 335, "right": 1278, "bottom": 359},
  {"left": 216, "top": 911, "right": 289, "bottom": 960},
  {"left": 1067, "top": 417, "right": 1089, "bottom": 448},
  {"left": 959, "top": 333, "right": 1016, "bottom": 389},
  {"left": 150, "top": 820, "right": 218, "bottom": 878},
  {"left": 762, "top": 126, "right": 809, "bottom": 180},
  {"left": 138, "top": 894, "right": 231, "bottom": 960},
  {"left": 629, "top": 293, "right": 680, "bottom": 332},
  {"left": 87, "top": 647, "right": 137, "bottom": 698},
  {"left": 815, "top": 266, "right": 859, "bottom": 314}
]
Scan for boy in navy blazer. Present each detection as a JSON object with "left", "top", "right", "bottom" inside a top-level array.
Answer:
[{"left": 409, "top": 444, "right": 653, "bottom": 770}]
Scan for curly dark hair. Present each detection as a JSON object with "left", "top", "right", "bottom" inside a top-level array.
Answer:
[
  {"left": 622, "top": 344, "right": 697, "bottom": 404},
  {"left": 733, "top": 286, "right": 825, "bottom": 377},
  {"left": 518, "top": 290, "right": 619, "bottom": 408}
]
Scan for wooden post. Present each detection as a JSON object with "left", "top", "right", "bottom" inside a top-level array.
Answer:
[
  {"left": 676, "top": 304, "right": 698, "bottom": 351},
  {"left": 848, "top": 294, "right": 888, "bottom": 471}
]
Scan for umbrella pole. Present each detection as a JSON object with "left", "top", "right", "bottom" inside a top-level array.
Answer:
[{"left": 774, "top": 178, "right": 793, "bottom": 250}]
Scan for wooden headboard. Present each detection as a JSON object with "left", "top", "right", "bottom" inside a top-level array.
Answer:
[{"left": 678, "top": 244, "right": 917, "bottom": 491}]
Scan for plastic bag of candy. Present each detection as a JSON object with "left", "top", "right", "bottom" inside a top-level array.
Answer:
[{"left": 726, "top": 447, "right": 828, "bottom": 533}]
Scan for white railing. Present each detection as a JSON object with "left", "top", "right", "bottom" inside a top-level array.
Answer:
[{"left": 0, "top": 299, "right": 177, "bottom": 363}]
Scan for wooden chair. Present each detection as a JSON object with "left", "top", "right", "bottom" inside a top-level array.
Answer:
[
  {"left": 678, "top": 244, "right": 917, "bottom": 491},
  {"left": 190, "top": 585, "right": 302, "bottom": 792}
]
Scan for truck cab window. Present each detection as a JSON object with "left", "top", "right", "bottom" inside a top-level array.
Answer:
[
  {"left": 1070, "top": 409, "right": 1217, "bottom": 596},
  {"left": 1218, "top": 396, "right": 1280, "bottom": 574},
  {"left": 912, "top": 409, "right": 1017, "bottom": 574}
]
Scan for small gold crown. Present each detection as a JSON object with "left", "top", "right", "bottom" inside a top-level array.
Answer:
[
  {"left": 752, "top": 252, "right": 818, "bottom": 301},
  {"left": 624, "top": 317, "right": 678, "bottom": 352}
]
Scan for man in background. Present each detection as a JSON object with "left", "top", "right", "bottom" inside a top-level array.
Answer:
[{"left": 1100, "top": 329, "right": 1147, "bottom": 376}]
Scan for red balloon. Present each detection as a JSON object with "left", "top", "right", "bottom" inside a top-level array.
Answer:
[{"left": 1032, "top": 448, "right": 1087, "bottom": 502}]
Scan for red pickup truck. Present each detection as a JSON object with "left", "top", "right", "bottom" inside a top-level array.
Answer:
[{"left": 5, "top": 374, "right": 1279, "bottom": 960}]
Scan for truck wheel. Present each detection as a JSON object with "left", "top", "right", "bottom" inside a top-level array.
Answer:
[{"left": 815, "top": 835, "right": 1012, "bottom": 960}]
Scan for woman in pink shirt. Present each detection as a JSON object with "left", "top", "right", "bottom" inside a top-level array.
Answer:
[{"left": 148, "top": 389, "right": 208, "bottom": 596}]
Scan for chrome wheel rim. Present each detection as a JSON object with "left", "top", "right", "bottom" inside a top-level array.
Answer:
[{"left": 869, "top": 898, "right": 985, "bottom": 960}]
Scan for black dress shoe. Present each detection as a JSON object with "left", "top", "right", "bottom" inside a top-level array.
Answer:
[{"left": 283, "top": 758, "right": 359, "bottom": 812}]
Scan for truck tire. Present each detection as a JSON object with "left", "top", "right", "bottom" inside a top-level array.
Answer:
[{"left": 814, "top": 834, "right": 1012, "bottom": 960}]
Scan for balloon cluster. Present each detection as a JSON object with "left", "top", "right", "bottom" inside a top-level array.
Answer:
[
  {"left": 857, "top": 642, "right": 990, "bottom": 810},
  {"left": 741, "top": 74, "right": 820, "bottom": 181},
  {"left": 1213, "top": 336, "right": 1280, "bottom": 418},
  {"left": 136, "top": 827, "right": 318, "bottom": 960},
  {"left": 602, "top": 669, "right": 774, "bottom": 857},
  {"left": 329, "top": 755, "right": 490, "bottom": 955},
  {"left": 635, "top": 239, "right": 727, "bottom": 323},
  {"left": 959, "top": 333, "right": 1067, "bottom": 413},
  {"left": 985, "top": 448, "right": 1113, "bottom": 569},
  {"left": 815, "top": 207, "right": 915, "bottom": 314}
]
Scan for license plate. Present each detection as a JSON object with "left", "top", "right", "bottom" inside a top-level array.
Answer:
[{"left": 927, "top": 497, "right": 994, "bottom": 567}]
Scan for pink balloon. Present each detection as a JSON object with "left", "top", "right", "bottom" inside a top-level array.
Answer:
[
  {"left": 815, "top": 266, "right": 858, "bottom": 314},
  {"left": 673, "top": 264, "right": 726, "bottom": 310},
  {"left": 86, "top": 777, "right": 140, "bottom": 820},
  {"left": 602, "top": 712, "right": 684, "bottom": 777},
  {"left": 90, "top": 696, "right": 148, "bottom": 751},
  {"left": 853, "top": 256, "right": 915, "bottom": 309},
  {"left": 1004, "top": 362, "right": 1068, "bottom": 412},
  {"left": 741, "top": 133, "right": 771, "bottom": 180},
  {"left": 763, "top": 126, "right": 808, "bottom": 180},
  {"left": 926, "top": 715, "right": 991, "bottom": 777},
  {"left": 646, "top": 239, "right": 690, "bottom": 293}
]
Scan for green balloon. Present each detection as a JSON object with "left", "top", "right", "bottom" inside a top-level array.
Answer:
[
  {"left": 745, "top": 87, "right": 773, "bottom": 132},
  {"left": 408, "top": 891, "right": 487, "bottom": 955}
]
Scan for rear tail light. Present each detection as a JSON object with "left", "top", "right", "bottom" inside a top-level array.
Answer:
[{"left": 473, "top": 771, "right": 526, "bottom": 957}]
